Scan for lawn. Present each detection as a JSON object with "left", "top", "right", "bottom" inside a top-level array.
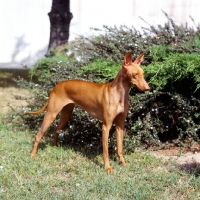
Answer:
[
  {"left": 0, "top": 87, "right": 200, "bottom": 199},
  {"left": 1, "top": 121, "right": 200, "bottom": 199}
]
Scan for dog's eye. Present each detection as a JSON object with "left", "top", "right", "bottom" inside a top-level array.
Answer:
[{"left": 134, "top": 73, "right": 138, "bottom": 77}]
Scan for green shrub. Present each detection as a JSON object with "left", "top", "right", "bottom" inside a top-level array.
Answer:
[
  {"left": 70, "top": 11, "right": 200, "bottom": 66},
  {"left": 145, "top": 52, "right": 200, "bottom": 95},
  {"left": 124, "top": 92, "right": 200, "bottom": 152},
  {"left": 78, "top": 59, "right": 120, "bottom": 82}
]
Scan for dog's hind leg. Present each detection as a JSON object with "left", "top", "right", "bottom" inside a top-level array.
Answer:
[
  {"left": 30, "top": 111, "right": 58, "bottom": 158},
  {"left": 54, "top": 103, "right": 75, "bottom": 146},
  {"left": 30, "top": 94, "right": 66, "bottom": 158}
]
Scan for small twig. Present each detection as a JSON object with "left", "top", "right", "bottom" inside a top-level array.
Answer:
[{"left": 149, "top": 65, "right": 163, "bottom": 83}]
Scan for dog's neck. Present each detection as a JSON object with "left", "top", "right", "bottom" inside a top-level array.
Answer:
[
  {"left": 111, "top": 68, "right": 131, "bottom": 92},
  {"left": 110, "top": 68, "right": 131, "bottom": 107}
]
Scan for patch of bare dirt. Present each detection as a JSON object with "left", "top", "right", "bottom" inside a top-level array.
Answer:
[
  {"left": 0, "top": 87, "right": 31, "bottom": 114},
  {"left": 150, "top": 143, "right": 200, "bottom": 173}
]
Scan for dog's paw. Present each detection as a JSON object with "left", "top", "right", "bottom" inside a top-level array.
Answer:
[
  {"left": 105, "top": 167, "right": 113, "bottom": 174},
  {"left": 119, "top": 161, "right": 127, "bottom": 166},
  {"left": 30, "top": 154, "right": 36, "bottom": 158}
]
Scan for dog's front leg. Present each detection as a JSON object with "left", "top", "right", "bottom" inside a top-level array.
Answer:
[
  {"left": 102, "top": 123, "right": 112, "bottom": 173},
  {"left": 115, "top": 114, "right": 127, "bottom": 166}
]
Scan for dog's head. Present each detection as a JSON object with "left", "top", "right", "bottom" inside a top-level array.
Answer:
[{"left": 122, "top": 52, "right": 150, "bottom": 91}]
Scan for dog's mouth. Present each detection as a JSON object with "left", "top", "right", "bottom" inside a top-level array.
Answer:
[{"left": 134, "top": 84, "right": 150, "bottom": 92}]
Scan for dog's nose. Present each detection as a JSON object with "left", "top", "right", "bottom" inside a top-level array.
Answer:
[{"left": 144, "top": 84, "right": 150, "bottom": 91}]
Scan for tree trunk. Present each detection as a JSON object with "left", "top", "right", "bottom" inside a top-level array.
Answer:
[{"left": 46, "top": 0, "right": 73, "bottom": 56}]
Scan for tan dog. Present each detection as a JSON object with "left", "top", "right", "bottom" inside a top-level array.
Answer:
[{"left": 27, "top": 52, "right": 150, "bottom": 173}]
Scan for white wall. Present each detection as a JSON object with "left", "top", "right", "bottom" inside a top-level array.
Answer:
[
  {"left": 0, "top": 0, "right": 199, "bottom": 68},
  {"left": 0, "top": 0, "right": 51, "bottom": 67},
  {"left": 70, "top": 0, "right": 199, "bottom": 37}
]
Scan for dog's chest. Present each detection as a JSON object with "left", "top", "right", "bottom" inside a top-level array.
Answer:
[
  {"left": 117, "top": 104, "right": 125, "bottom": 114},
  {"left": 115, "top": 96, "right": 127, "bottom": 114}
]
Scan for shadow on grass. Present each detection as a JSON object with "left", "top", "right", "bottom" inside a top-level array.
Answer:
[
  {"left": 177, "top": 162, "right": 200, "bottom": 177},
  {"left": 38, "top": 142, "right": 48, "bottom": 151},
  {"left": 35, "top": 129, "right": 118, "bottom": 169},
  {"left": 61, "top": 142, "right": 104, "bottom": 168},
  {"left": 0, "top": 69, "right": 38, "bottom": 87}
]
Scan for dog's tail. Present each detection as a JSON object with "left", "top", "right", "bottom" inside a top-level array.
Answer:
[{"left": 26, "top": 102, "right": 48, "bottom": 115}]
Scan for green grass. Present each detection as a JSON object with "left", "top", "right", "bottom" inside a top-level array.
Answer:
[{"left": 0, "top": 120, "right": 200, "bottom": 200}]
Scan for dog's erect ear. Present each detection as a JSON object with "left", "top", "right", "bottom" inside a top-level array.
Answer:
[
  {"left": 124, "top": 52, "right": 132, "bottom": 66},
  {"left": 133, "top": 52, "right": 144, "bottom": 65}
]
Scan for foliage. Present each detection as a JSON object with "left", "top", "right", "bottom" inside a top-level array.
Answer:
[
  {"left": 146, "top": 50, "right": 200, "bottom": 94},
  {"left": 78, "top": 59, "right": 120, "bottom": 82},
  {"left": 4, "top": 11, "right": 200, "bottom": 153},
  {"left": 70, "top": 11, "right": 200, "bottom": 65},
  {"left": 124, "top": 92, "right": 200, "bottom": 152}
]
